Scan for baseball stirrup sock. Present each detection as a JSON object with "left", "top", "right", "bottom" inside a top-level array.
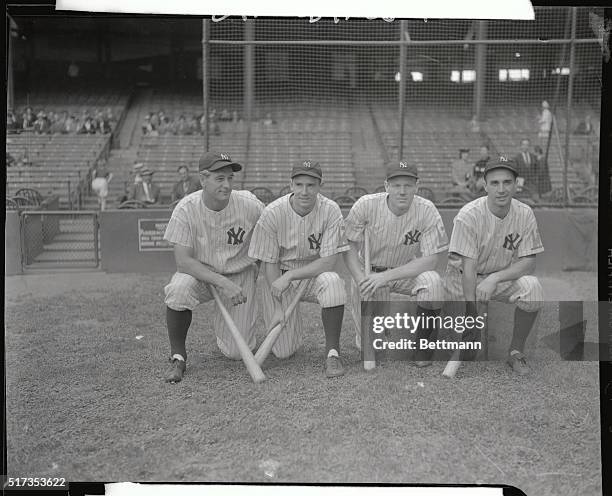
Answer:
[
  {"left": 322, "top": 305, "right": 344, "bottom": 354},
  {"left": 509, "top": 307, "right": 538, "bottom": 353},
  {"left": 166, "top": 307, "right": 192, "bottom": 360}
]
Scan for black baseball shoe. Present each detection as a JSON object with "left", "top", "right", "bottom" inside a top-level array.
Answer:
[
  {"left": 506, "top": 351, "right": 529, "bottom": 375},
  {"left": 325, "top": 355, "right": 345, "bottom": 378},
  {"left": 165, "top": 358, "right": 186, "bottom": 383}
]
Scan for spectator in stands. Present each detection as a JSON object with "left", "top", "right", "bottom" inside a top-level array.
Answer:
[
  {"left": 91, "top": 159, "right": 113, "bottom": 211},
  {"left": 7, "top": 111, "right": 20, "bottom": 133},
  {"left": 186, "top": 115, "right": 198, "bottom": 135},
  {"left": 22, "top": 107, "right": 35, "bottom": 130},
  {"left": 514, "top": 138, "right": 539, "bottom": 199},
  {"left": 471, "top": 144, "right": 489, "bottom": 196},
  {"left": 7, "top": 151, "right": 16, "bottom": 167},
  {"left": 79, "top": 116, "right": 97, "bottom": 134},
  {"left": 574, "top": 114, "right": 595, "bottom": 135},
  {"left": 449, "top": 148, "right": 474, "bottom": 201},
  {"left": 64, "top": 114, "right": 77, "bottom": 134},
  {"left": 50, "top": 112, "right": 65, "bottom": 134},
  {"left": 33, "top": 111, "right": 50, "bottom": 134},
  {"left": 538, "top": 100, "right": 553, "bottom": 142},
  {"left": 142, "top": 114, "right": 155, "bottom": 136},
  {"left": 171, "top": 165, "right": 201, "bottom": 202},
  {"left": 174, "top": 115, "right": 189, "bottom": 135},
  {"left": 128, "top": 167, "right": 160, "bottom": 204},
  {"left": 533, "top": 145, "right": 552, "bottom": 197}
]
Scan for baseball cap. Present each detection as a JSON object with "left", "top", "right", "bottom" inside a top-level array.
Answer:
[
  {"left": 386, "top": 160, "right": 419, "bottom": 180},
  {"left": 139, "top": 166, "right": 154, "bottom": 176},
  {"left": 291, "top": 160, "right": 323, "bottom": 180},
  {"left": 484, "top": 156, "right": 518, "bottom": 177},
  {"left": 198, "top": 152, "right": 242, "bottom": 173}
]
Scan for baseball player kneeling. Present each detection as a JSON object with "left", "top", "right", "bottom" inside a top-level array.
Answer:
[
  {"left": 445, "top": 156, "right": 544, "bottom": 375},
  {"left": 343, "top": 160, "right": 448, "bottom": 366},
  {"left": 248, "top": 161, "right": 349, "bottom": 378},
  {"left": 163, "top": 152, "right": 264, "bottom": 383}
]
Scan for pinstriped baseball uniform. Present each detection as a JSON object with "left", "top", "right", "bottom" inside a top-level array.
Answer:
[
  {"left": 248, "top": 193, "right": 349, "bottom": 358},
  {"left": 445, "top": 196, "right": 544, "bottom": 311},
  {"left": 345, "top": 192, "right": 448, "bottom": 347},
  {"left": 163, "top": 189, "right": 265, "bottom": 359}
]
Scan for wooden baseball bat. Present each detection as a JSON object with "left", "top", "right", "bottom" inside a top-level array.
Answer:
[
  {"left": 255, "top": 280, "right": 309, "bottom": 366},
  {"left": 210, "top": 285, "right": 266, "bottom": 384},
  {"left": 362, "top": 228, "right": 376, "bottom": 371},
  {"left": 442, "top": 301, "right": 489, "bottom": 378}
]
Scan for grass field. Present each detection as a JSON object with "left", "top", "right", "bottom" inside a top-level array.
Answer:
[{"left": 4, "top": 270, "right": 601, "bottom": 495}]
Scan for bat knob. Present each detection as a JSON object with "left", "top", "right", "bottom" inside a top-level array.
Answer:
[{"left": 363, "top": 360, "right": 376, "bottom": 371}]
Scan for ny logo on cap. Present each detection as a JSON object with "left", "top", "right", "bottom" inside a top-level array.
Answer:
[
  {"left": 303, "top": 160, "right": 312, "bottom": 168},
  {"left": 499, "top": 156, "right": 508, "bottom": 162},
  {"left": 220, "top": 153, "right": 231, "bottom": 161},
  {"left": 399, "top": 161, "right": 407, "bottom": 168}
]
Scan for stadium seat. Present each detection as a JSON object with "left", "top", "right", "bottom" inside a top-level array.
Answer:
[
  {"left": 417, "top": 187, "right": 436, "bottom": 203},
  {"left": 6, "top": 198, "right": 20, "bottom": 210},
  {"left": 250, "top": 187, "right": 276, "bottom": 204},
  {"left": 15, "top": 188, "right": 44, "bottom": 206},
  {"left": 344, "top": 187, "right": 369, "bottom": 199},
  {"left": 118, "top": 200, "right": 149, "bottom": 209}
]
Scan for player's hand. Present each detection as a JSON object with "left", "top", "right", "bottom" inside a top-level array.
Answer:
[
  {"left": 476, "top": 276, "right": 497, "bottom": 302},
  {"left": 271, "top": 274, "right": 292, "bottom": 299},
  {"left": 219, "top": 279, "right": 247, "bottom": 306},
  {"left": 359, "top": 273, "right": 388, "bottom": 298}
]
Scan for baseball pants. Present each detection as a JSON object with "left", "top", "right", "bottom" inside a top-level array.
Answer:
[
  {"left": 349, "top": 270, "right": 445, "bottom": 349},
  {"left": 444, "top": 268, "right": 544, "bottom": 312},
  {"left": 261, "top": 271, "right": 346, "bottom": 359},
  {"left": 164, "top": 264, "right": 258, "bottom": 360}
]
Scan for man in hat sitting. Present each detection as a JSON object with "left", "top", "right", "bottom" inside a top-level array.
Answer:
[{"left": 128, "top": 166, "right": 161, "bottom": 204}]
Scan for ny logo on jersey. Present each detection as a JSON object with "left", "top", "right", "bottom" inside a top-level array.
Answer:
[
  {"left": 308, "top": 232, "right": 323, "bottom": 250},
  {"left": 227, "top": 226, "right": 246, "bottom": 245},
  {"left": 403, "top": 229, "right": 422, "bottom": 246},
  {"left": 503, "top": 232, "right": 522, "bottom": 251}
]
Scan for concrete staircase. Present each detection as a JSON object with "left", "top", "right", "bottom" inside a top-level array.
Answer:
[{"left": 28, "top": 217, "right": 99, "bottom": 270}]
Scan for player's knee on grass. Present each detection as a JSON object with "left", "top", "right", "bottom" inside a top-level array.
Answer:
[
  {"left": 164, "top": 272, "right": 202, "bottom": 311},
  {"left": 414, "top": 270, "right": 445, "bottom": 309},
  {"left": 315, "top": 272, "right": 346, "bottom": 307},
  {"left": 513, "top": 275, "right": 544, "bottom": 312},
  {"left": 217, "top": 338, "right": 255, "bottom": 361}
]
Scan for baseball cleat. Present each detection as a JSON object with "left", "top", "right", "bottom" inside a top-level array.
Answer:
[
  {"left": 325, "top": 355, "right": 345, "bottom": 378},
  {"left": 506, "top": 351, "right": 529, "bottom": 375},
  {"left": 165, "top": 358, "right": 186, "bottom": 383}
]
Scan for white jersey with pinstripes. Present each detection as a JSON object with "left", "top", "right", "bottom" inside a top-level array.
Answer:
[
  {"left": 248, "top": 193, "right": 350, "bottom": 270},
  {"left": 448, "top": 196, "right": 544, "bottom": 274},
  {"left": 164, "top": 189, "right": 264, "bottom": 274},
  {"left": 344, "top": 193, "right": 448, "bottom": 268}
]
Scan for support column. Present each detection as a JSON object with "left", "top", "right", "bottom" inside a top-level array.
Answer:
[
  {"left": 398, "top": 20, "right": 407, "bottom": 160},
  {"left": 473, "top": 21, "right": 488, "bottom": 122},
  {"left": 564, "top": 7, "right": 577, "bottom": 205},
  {"left": 202, "top": 19, "right": 210, "bottom": 152}
]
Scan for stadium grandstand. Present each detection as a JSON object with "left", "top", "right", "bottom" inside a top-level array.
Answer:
[{"left": 6, "top": 9, "right": 602, "bottom": 268}]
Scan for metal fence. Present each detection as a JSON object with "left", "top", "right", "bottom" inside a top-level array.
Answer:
[
  {"left": 199, "top": 8, "right": 602, "bottom": 206},
  {"left": 20, "top": 211, "right": 99, "bottom": 269}
]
